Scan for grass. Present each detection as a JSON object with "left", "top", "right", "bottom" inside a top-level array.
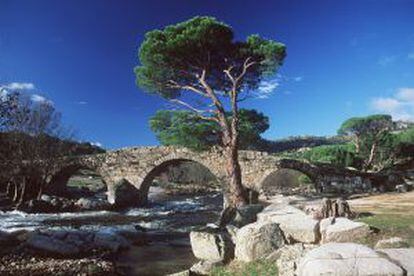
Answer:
[
  {"left": 210, "top": 260, "right": 278, "bottom": 276},
  {"left": 350, "top": 191, "right": 414, "bottom": 247},
  {"left": 356, "top": 212, "right": 414, "bottom": 247}
]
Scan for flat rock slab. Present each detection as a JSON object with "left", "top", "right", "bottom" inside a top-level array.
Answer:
[
  {"left": 297, "top": 243, "right": 404, "bottom": 276},
  {"left": 377, "top": 248, "right": 414, "bottom": 276},
  {"left": 320, "top": 217, "right": 370, "bottom": 243},
  {"left": 375, "top": 237, "right": 409, "bottom": 249},
  {"left": 257, "top": 205, "right": 320, "bottom": 244}
]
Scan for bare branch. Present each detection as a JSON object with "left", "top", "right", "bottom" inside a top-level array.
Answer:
[{"left": 166, "top": 80, "right": 209, "bottom": 98}]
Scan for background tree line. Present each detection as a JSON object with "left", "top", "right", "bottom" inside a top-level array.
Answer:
[{"left": 0, "top": 88, "right": 103, "bottom": 207}]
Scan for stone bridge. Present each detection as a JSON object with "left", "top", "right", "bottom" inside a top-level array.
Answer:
[{"left": 49, "top": 146, "right": 375, "bottom": 207}]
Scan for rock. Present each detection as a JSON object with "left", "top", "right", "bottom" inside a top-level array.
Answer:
[
  {"left": 377, "top": 248, "right": 414, "bottom": 276},
  {"left": 190, "top": 260, "right": 223, "bottom": 275},
  {"left": 320, "top": 217, "right": 370, "bottom": 243},
  {"left": 297, "top": 243, "right": 404, "bottom": 276},
  {"left": 266, "top": 244, "right": 304, "bottom": 276},
  {"left": 113, "top": 179, "right": 142, "bottom": 207},
  {"left": 75, "top": 197, "right": 109, "bottom": 211},
  {"left": 235, "top": 222, "right": 285, "bottom": 262},
  {"left": 375, "top": 237, "right": 409, "bottom": 249},
  {"left": 26, "top": 233, "right": 80, "bottom": 256},
  {"left": 40, "top": 194, "right": 52, "bottom": 202},
  {"left": 190, "top": 230, "right": 234, "bottom": 262},
  {"left": 93, "top": 232, "right": 130, "bottom": 252},
  {"left": 396, "top": 183, "right": 409, "bottom": 193},
  {"left": 257, "top": 204, "right": 320, "bottom": 243},
  {"left": 333, "top": 197, "right": 353, "bottom": 218},
  {"left": 230, "top": 204, "right": 263, "bottom": 227}
]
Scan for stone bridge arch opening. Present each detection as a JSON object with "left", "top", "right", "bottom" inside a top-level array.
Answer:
[
  {"left": 259, "top": 168, "right": 317, "bottom": 197},
  {"left": 137, "top": 158, "right": 223, "bottom": 206},
  {"left": 48, "top": 165, "right": 107, "bottom": 200}
]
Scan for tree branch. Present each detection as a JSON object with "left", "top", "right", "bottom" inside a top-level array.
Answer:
[{"left": 169, "top": 99, "right": 218, "bottom": 122}]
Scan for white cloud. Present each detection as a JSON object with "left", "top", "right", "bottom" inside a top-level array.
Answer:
[
  {"left": 91, "top": 141, "right": 103, "bottom": 147},
  {"left": 370, "top": 87, "right": 414, "bottom": 121},
  {"left": 5, "top": 82, "right": 35, "bottom": 90},
  {"left": 31, "top": 94, "right": 54, "bottom": 106},
  {"left": 293, "top": 76, "right": 303, "bottom": 82},
  {"left": 396, "top": 87, "right": 414, "bottom": 102},
  {"left": 377, "top": 55, "right": 397, "bottom": 67},
  {"left": 256, "top": 79, "right": 280, "bottom": 99}
]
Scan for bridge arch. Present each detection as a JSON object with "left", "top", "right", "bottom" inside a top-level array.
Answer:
[
  {"left": 256, "top": 159, "right": 321, "bottom": 195},
  {"left": 128, "top": 154, "right": 225, "bottom": 206},
  {"left": 48, "top": 163, "right": 107, "bottom": 197}
]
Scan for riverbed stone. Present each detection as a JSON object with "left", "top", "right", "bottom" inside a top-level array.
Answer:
[
  {"left": 190, "top": 230, "right": 234, "bottom": 262},
  {"left": 257, "top": 204, "right": 320, "bottom": 243},
  {"left": 93, "top": 232, "right": 130, "bottom": 252},
  {"left": 297, "top": 243, "right": 404, "bottom": 276},
  {"left": 26, "top": 233, "right": 80, "bottom": 256},
  {"left": 375, "top": 237, "right": 409, "bottom": 249},
  {"left": 320, "top": 217, "right": 370, "bottom": 243},
  {"left": 235, "top": 222, "right": 285, "bottom": 262},
  {"left": 377, "top": 248, "right": 414, "bottom": 275}
]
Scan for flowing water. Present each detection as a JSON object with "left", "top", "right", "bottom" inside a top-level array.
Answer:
[{"left": 0, "top": 189, "right": 223, "bottom": 275}]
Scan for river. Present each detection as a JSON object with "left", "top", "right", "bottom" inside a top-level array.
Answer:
[{"left": 0, "top": 189, "right": 223, "bottom": 275}]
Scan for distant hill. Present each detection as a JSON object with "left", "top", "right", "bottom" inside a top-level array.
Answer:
[
  {"left": 254, "top": 135, "right": 348, "bottom": 153},
  {"left": 0, "top": 132, "right": 105, "bottom": 156}
]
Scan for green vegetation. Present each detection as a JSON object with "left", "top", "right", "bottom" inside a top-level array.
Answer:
[
  {"left": 279, "top": 116, "right": 414, "bottom": 171},
  {"left": 358, "top": 213, "right": 414, "bottom": 247},
  {"left": 135, "top": 16, "right": 286, "bottom": 206},
  {"left": 211, "top": 260, "right": 278, "bottom": 276},
  {"left": 150, "top": 109, "right": 269, "bottom": 151}
]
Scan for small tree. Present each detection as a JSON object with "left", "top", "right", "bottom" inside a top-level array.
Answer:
[
  {"left": 338, "top": 114, "right": 394, "bottom": 171},
  {"left": 149, "top": 109, "right": 269, "bottom": 151},
  {"left": 0, "top": 90, "right": 73, "bottom": 204},
  {"left": 135, "top": 16, "right": 286, "bottom": 207}
]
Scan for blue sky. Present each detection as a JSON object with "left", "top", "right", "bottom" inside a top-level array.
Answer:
[{"left": 1, "top": 0, "right": 414, "bottom": 149}]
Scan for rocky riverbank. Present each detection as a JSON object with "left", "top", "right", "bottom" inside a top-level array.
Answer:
[{"left": 175, "top": 194, "right": 414, "bottom": 275}]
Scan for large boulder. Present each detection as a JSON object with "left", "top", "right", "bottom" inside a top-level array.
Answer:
[
  {"left": 375, "top": 237, "right": 409, "bottom": 249},
  {"left": 377, "top": 248, "right": 414, "bottom": 276},
  {"left": 320, "top": 217, "right": 370, "bottom": 243},
  {"left": 190, "top": 230, "right": 234, "bottom": 262},
  {"left": 266, "top": 243, "right": 316, "bottom": 276},
  {"left": 235, "top": 222, "right": 285, "bottom": 262},
  {"left": 257, "top": 204, "right": 320, "bottom": 243},
  {"left": 297, "top": 243, "right": 404, "bottom": 276},
  {"left": 113, "top": 179, "right": 142, "bottom": 208}
]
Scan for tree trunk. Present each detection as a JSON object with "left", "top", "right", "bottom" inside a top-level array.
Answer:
[
  {"left": 13, "top": 182, "right": 19, "bottom": 202},
  {"left": 224, "top": 144, "right": 248, "bottom": 208},
  {"left": 364, "top": 143, "right": 377, "bottom": 171},
  {"left": 37, "top": 184, "right": 44, "bottom": 200}
]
